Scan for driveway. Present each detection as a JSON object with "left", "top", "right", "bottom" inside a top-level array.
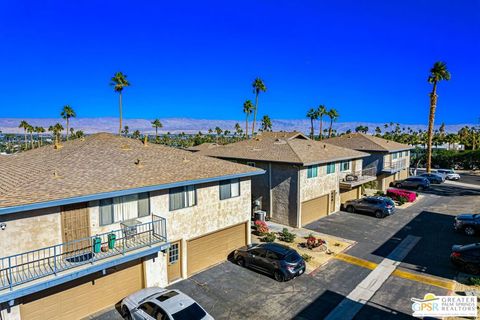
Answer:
[{"left": 93, "top": 184, "right": 480, "bottom": 320}]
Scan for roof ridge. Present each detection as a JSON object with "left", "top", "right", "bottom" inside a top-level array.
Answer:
[
  {"left": 286, "top": 138, "right": 309, "bottom": 164},
  {"left": 358, "top": 133, "right": 389, "bottom": 151}
]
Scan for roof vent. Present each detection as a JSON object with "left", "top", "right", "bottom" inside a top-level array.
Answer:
[
  {"left": 143, "top": 135, "right": 148, "bottom": 145},
  {"left": 183, "top": 156, "right": 190, "bottom": 163},
  {"left": 274, "top": 139, "right": 286, "bottom": 145},
  {"left": 323, "top": 144, "right": 327, "bottom": 149},
  {"left": 134, "top": 158, "right": 144, "bottom": 168},
  {"left": 54, "top": 141, "right": 63, "bottom": 150}
]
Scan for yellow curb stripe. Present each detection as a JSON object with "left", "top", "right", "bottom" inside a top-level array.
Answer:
[
  {"left": 334, "top": 253, "right": 378, "bottom": 270},
  {"left": 334, "top": 253, "right": 455, "bottom": 290},
  {"left": 392, "top": 269, "right": 455, "bottom": 291}
]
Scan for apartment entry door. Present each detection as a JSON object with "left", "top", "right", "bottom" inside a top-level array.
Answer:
[
  {"left": 167, "top": 241, "right": 182, "bottom": 283},
  {"left": 61, "top": 203, "right": 90, "bottom": 253}
]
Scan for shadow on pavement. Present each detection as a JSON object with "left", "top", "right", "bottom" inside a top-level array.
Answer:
[
  {"left": 294, "top": 290, "right": 413, "bottom": 320},
  {"left": 420, "top": 184, "right": 480, "bottom": 197},
  {"left": 371, "top": 210, "right": 474, "bottom": 280}
]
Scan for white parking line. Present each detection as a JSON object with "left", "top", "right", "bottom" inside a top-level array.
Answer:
[{"left": 325, "top": 235, "right": 421, "bottom": 320}]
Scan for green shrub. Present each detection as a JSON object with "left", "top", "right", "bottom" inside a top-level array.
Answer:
[
  {"left": 469, "top": 277, "right": 480, "bottom": 286},
  {"left": 279, "top": 228, "right": 296, "bottom": 243},
  {"left": 302, "top": 253, "right": 312, "bottom": 262},
  {"left": 375, "top": 191, "right": 385, "bottom": 196},
  {"left": 262, "top": 232, "right": 276, "bottom": 243},
  {"left": 397, "top": 196, "right": 407, "bottom": 206}
]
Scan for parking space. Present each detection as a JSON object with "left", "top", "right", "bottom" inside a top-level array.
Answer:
[{"left": 93, "top": 183, "right": 480, "bottom": 320}]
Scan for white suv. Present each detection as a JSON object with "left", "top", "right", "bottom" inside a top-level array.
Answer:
[{"left": 435, "top": 169, "right": 460, "bottom": 180}]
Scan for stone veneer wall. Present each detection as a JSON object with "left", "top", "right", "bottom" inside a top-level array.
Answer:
[
  {"left": 270, "top": 163, "right": 299, "bottom": 227},
  {"left": 299, "top": 163, "right": 341, "bottom": 212},
  {"left": 0, "top": 207, "right": 63, "bottom": 257}
]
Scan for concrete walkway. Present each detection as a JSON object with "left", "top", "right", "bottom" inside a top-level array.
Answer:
[{"left": 325, "top": 235, "right": 421, "bottom": 320}]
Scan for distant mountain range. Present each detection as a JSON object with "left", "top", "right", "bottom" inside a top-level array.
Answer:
[{"left": 0, "top": 117, "right": 475, "bottom": 135}]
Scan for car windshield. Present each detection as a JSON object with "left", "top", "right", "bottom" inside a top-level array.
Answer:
[
  {"left": 284, "top": 251, "right": 301, "bottom": 263},
  {"left": 384, "top": 199, "right": 395, "bottom": 206},
  {"left": 171, "top": 303, "right": 207, "bottom": 320}
]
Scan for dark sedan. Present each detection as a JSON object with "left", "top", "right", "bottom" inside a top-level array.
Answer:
[
  {"left": 451, "top": 243, "right": 480, "bottom": 274},
  {"left": 454, "top": 214, "right": 480, "bottom": 236},
  {"left": 418, "top": 173, "right": 444, "bottom": 184},
  {"left": 233, "top": 243, "right": 305, "bottom": 282},
  {"left": 344, "top": 196, "right": 395, "bottom": 218},
  {"left": 391, "top": 176, "right": 430, "bottom": 190}
]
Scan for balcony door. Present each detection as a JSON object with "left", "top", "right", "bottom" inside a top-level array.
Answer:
[{"left": 61, "top": 203, "right": 90, "bottom": 254}]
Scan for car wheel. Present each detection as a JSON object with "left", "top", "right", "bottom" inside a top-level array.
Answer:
[
  {"left": 465, "top": 263, "right": 480, "bottom": 275},
  {"left": 274, "top": 270, "right": 285, "bottom": 282},
  {"left": 375, "top": 210, "right": 385, "bottom": 219},
  {"left": 395, "top": 183, "right": 402, "bottom": 188},
  {"left": 464, "top": 226, "right": 475, "bottom": 236},
  {"left": 346, "top": 205, "right": 355, "bottom": 213},
  {"left": 236, "top": 257, "right": 245, "bottom": 267},
  {"left": 122, "top": 306, "right": 132, "bottom": 320}
]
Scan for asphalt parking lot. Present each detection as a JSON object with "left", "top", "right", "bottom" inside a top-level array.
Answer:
[{"left": 94, "top": 182, "right": 480, "bottom": 319}]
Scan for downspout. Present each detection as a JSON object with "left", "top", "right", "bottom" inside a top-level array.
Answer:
[
  {"left": 296, "top": 167, "right": 302, "bottom": 228},
  {"left": 268, "top": 163, "right": 273, "bottom": 219}
]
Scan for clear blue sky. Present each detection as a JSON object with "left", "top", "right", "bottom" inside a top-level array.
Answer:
[{"left": 0, "top": 0, "right": 478, "bottom": 124}]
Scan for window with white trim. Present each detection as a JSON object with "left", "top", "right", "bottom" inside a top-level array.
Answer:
[
  {"left": 99, "top": 192, "right": 150, "bottom": 226},
  {"left": 326, "top": 163, "right": 336, "bottom": 174},
  {"left": 169, "top": 185, "right": 196, "bottom": 211},
  {"left": 220, "top": 179, "right": 240, "bottom": 200},
  {"left": 340, "top": 161, "right": 350, "bottom": 172}
]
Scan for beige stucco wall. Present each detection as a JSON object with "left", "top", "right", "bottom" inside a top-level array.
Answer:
[
  {"left": 143, "top": 255, "right": 168, "bottom": 288},
  {"left": 0, "top": 207, "right": 62, "bottom": 258},
  {"left": 149, "top": 179, "right": 251, "bottom": 242},
  {"left": 299, "top": 163, "right": 341, "bottom": 212}
]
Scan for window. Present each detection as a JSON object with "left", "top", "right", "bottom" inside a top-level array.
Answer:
[
  {"left": 326, "top": 163, "right": 336, "bottom": 174},
  {"left": 219, "top": 179, "right": 240, "bottom": 200},
  {"left": 247, "top": 162, "right": 256, "bottom": 167},
  {"left": 169, "top": 185, "right": 196, "bottom": 211},
  {"left": 168, "top": 243, "right": 179, "bottom": 265},
  {"left": 99, "top": 192, "right": 150, "bottom": 226},
  {"left": 340, "top": 161, "right": 350, "bottom": 172},
  {"left": 392, "top": 152, "right": 398, "bottom": 160},
  {"left": 266, "top": 250, "right": 280, "bottom": 260},
  {"left": 307, "top": 165, "right": 318, "bottom": 178},
  {"left": 139, "top": 302, "right": 158, "bottom": 318}
]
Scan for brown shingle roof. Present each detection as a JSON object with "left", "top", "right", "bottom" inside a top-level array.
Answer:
[
  {"left": 197, "top": 131, "right": 368, "bottom": 165},
  {"left": 186, "top": 143, "right": 220, "bottom": 152},
  {"left": 0, "top": 133, "right": 262, "bottom": 210},
  {"left": 323, "top": 133, "right": 412, "bottom": 152}
]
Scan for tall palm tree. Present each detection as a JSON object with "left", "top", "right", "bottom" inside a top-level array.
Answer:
[
  {"left": 60, "top": 105, "right": 76, "bottom": 141},
  {"left": 243, "top": 100, "right": 254, "bottom": 139},
  {"left": 327, "top": 108, "right": 339, "bottom": 138},
  {"left": 18, "top": 120, "right": 29, "bottom": 149},
  {"left": 27, "top": 125, "right": 34, "bottom": 149},
  {"left": 306, "top": 108, "right": 318, "bottom": 139},
  {"left": 151, "top": 119, "right": 163, "bottom": 140},
  {"left": 251, "top": 78, "right": 267, "bottom": 137},
  {"left": 260, "top": 115, "right": 272, "bottom": 132},
  {"left": 110, "top": 72, "right": 131, "bottom": 135},
  {"left": 426, "top": 62, "right": 451, "bottom": 172},
  {"left": 35, "top": 126, "right": 45, "bottom": 147},
  {"left": 49, "top": 123, "right": 64, "bottom": 146},
  {"left": 317, "top": 105, "right": 327, "bottom": 140}
]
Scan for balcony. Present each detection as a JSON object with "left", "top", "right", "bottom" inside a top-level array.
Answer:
[
  {"left": 382, "top": 158, "right": 407, "bottom": 174},
  {"left": 339, "top": 167, "right": 377, "bottom": 189},
  {"left": 0, "top": 215, "right": 167, "bottom": 298}
]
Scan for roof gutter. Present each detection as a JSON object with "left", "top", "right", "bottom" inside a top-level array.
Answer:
[
  {"left": 303, "top": 154, "right": 370, "bottom": 167},
  {"left": 0, "top": 170, "right": 265, "bottom": 216}
]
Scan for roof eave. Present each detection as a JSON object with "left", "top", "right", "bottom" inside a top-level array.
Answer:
[
  {"left": 303, "top": 154, "right": 369, "bottom": 167},
  {"left": 0, "top": 170, "right": 265, "bottom": 216}
]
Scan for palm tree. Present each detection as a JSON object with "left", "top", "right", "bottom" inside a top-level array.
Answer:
[
  {"left": 234, "top": 123, "right": 242, "bottom": 137},
  {"left": 426, "top": 62, "right": 451, "bottom": 172},
  {"left": 18, "top": 120, "right": 29, "bottom": 149},
  {"left": 35, "top": 126, "right": 45, "bottom": 147},
  {"left": 132, "top": 130, "right": 141, "bottom": 139},
  {"left": 306, "top": 108, "right": 318, "bottom": 139},
  {"left": 122, "top": 125, "right": 129, "bottom": 137},
  {"left": 60, "top": 105, "right": 76, "bottom": 141},
  {"left": 27, "top": 125, "right": 34, "bottom": 149},
  {"left": 260, "top": 115, "right": 272, "bottom": 132},
  {"left": 327, "top": 108, "right": 339, "bottom": 138},
  {"left": 110, "top": 72, "right": 131, "bottom": 135},
  {"left": 317, "top": 105, "right": 327, "bottom": 140},
  {"left": 243, "top": 100, "right": 254, "bottom": 139},
  {"left": 151, "top": 119, "right": 163, "bottom": 140},
  {"left": 49, "top": 123, "right": 64, "bottom": 145},
  {"left": 251, "top": 78, "right": 267, "bottom": 137}
]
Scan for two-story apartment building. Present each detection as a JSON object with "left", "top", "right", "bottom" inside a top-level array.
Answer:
[
  {"left": 324, "top": 133, "right": 413, "bottom": 191},
  {"left": 0, "top": 133, "right": 263, "bottom": 320},
  {"left": 196, "top": 132, "right": 374, "bottom": 228}
]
